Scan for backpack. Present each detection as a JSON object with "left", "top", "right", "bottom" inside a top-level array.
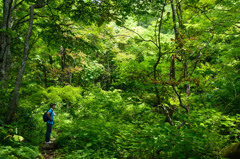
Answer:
[{"left": 43, "top": 109, "right": 52, "bottom": 122}]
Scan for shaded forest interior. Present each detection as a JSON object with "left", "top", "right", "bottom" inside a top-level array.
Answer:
[{"left": 0, "top": 0, "right": 240, "bottom": 158}]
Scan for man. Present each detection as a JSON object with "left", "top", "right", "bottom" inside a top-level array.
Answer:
[{"left": 45, "top": 103, "right": 56, "bottom": 143}]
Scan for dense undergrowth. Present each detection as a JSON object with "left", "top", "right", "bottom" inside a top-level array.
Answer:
[
  {"left": 1, "top": 0, "right": 240, "bottom": 158},
  {"left": 1, "top": 85, "right": 239, "bottom": 158}
]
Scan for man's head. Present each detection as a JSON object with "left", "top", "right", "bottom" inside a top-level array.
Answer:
[{"left": 50, "top": 103, "right": 56, "bottom": 109}]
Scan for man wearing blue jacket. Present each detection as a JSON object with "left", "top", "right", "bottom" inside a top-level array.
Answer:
[{"left": 45, "top": 103, "right": 56, "bottom": 143}]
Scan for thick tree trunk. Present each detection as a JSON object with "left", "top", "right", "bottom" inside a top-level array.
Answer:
[
  {"left": 6, "top": 5, "right": 34, "bottom": 124},
  {"left": 0, "top": 0, "right": 13, "bottom": 81}
]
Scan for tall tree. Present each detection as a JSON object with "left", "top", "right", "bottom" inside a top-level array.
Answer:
[{"left": 6, "top": 0, "right": 53, "bottom": 124}]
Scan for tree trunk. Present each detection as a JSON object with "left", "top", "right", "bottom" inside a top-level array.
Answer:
[
  {"left": 185, "top": 54, "right": 190, "bottom": 109},
  {"left": 60, "top": 46, "right": 66, "bottom": 71},
  {"left": 171, "top": 0, "right": 189, "bottom": 114},
  {"left": 170, "top": 55, "right": 175, "bottom": 80},
  {"left": 171, "top": 0, "right": 180, "bottom": 43},
  {"left": 43, "top": 61, "right": 48, "bottom": 88},
  {"left": 176, "top": 0, "right": 183, "bottom": 29},
  {"left": 38, "top": 60, "right": 48, "bottom": 88},
  {"left": 5, "top": 0, "right": 52, "bottom": 123},
  {"left": 6, "top": 5, "right": 35, "bottom": 124},
  {"left": 170, "top": 0, "right": 179, "bottom": 82},
  {"left": 153, "top": 2, "right": 174, "bottom": 126},
  {"left": 60, "top": 46, "right": 66, "bottom": 85},
  {"left": 0, "top": 0, "right": 13, "bottom": 81},
  {"left": 238, "top": 56, "right": 240, "bottom": 74}
]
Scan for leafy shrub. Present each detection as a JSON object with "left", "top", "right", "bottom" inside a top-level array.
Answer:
[
  {"left": 6, "top": 85, "right": 238, "bottom": 159},
  {"left": 52, "top": 88, "right": 232, "bottom": 158},
  {"left": 0, "top": 146, "right": 40, "bottom": 159}
]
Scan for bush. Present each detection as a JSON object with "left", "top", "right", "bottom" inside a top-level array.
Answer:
[{"left": 0, "top": 146, "right": 40, "bottom": 159}]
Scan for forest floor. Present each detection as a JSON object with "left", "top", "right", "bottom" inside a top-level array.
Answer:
[{"left": 40, "top": 139, "right": 56, "bottom": 159}]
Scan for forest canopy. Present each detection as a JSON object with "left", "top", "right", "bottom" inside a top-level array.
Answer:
[{"left": 0, "top": 0, "right": 240, "bottom": 158}]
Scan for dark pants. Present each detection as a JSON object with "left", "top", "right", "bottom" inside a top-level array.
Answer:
[{"left": 45, "top": 123, "right": 53, "bottom": 142}]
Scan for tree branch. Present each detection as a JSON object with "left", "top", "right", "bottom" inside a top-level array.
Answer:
[
  {"left": 11, "top": 0, "right": 24, "bottom": 12},
  {"left": 13, "top": 12, "right": 50, "bottom": 30},
  {"left": 121, "top": 26, "right": 158, "bottom": 48},
  {"left": 12, "top": 13, "right": 30, "bottom": 30},
  {"left": 34, "top": 0, "right": 53, "bottom": 9},
  {"left": 171, "top": 84, "right": 189, "bottom": 113},
  {"left": 161, "top": 104, "right": 174, "bottom": 126}
]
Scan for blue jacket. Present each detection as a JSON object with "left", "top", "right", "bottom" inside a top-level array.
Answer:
[{"left": 47, "top": 108, "right": 54, "bottom": 124}]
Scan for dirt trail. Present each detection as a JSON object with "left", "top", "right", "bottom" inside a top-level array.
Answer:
[{"left": 40, "top": 139, "right": 56, "bottom": 159}]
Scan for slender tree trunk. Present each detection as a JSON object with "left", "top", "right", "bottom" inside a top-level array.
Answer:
[
  {"left": 238, "top": 56, "right": 240, "bottom": 74},
  {"left": 171, "top": 0, "right": 189, "bottom": 114},
  {"left": 170, "top": 55, "right": 175, "bottom": 80},
  {"left": 40, "top": 60, "right": 48, "bottom": 88},
  {"left": 153, "top": 6, "right": 164, "bottom": 106},
  {"left": 170, "top": 0, "right": 179, "bottom": 82},
  {"left": 6, "top": 5, "right": 34, "bottom": 124},
  {"left": 171, "top": 0, "right": 180, "bottom": 43},
  {"left": 185, "top": 53, "right": 190, "bottom": 109},
  {"left": 177, "top": 0, "right": 190, "bottom": 110},
  {"left": 49, "top": 55, "right": 53, "bottom": 65},
  {"left": 37, "top": 60, "right": 47, "bottom": 88},
  {"left": 153, "top": 2, "right": 174, "bottom": 126},
  {"left": 0, "top": 0, "right": 13, "bottom": 81},
  {"left": 69, "top": 72, "right": 72, "bottom": 85},
  {"left": 176, "top": 0, "right": 183, "bottom": 29},
  {"left": 43, "top": 61, "right": 48, "bottom": 88},
  {"left": 60, "top": 46, "right": 66, "bottom": 85},
  {"left": 60, "top": 46, "right": 66, "bottom": 71}
]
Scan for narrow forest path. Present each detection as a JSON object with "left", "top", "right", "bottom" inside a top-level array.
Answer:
[{"left": 40, "top": 139, "right": 56, "bottom": 159}]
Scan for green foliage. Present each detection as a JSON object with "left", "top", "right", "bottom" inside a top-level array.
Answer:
[
  {"left": 1, "top": 83, "right": 239, "bottom": 158},
  {"left": 1, "top": 0, "right": 240, "bottom": 158},
  {"left": 49, "top": 87, "right": 235, "bottom": 158},
  {"left": 0, "top": 146, "right": 40, "bottom": 159},
  {"left": 46, "top": 85, "right": 83, "bottom": 106},
  {"left": 0, "top": 126, "right": 14, "bottom": 146}
]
